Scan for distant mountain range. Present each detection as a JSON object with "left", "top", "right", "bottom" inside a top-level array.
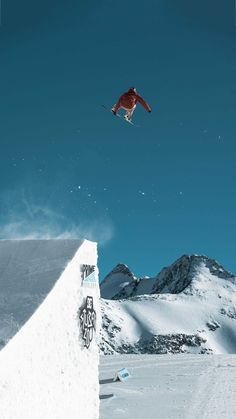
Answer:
[{"left": 100, "top": 255, "right": 236, "bottom": 355}]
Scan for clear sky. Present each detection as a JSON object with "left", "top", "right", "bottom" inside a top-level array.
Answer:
[{"left": 1, "top": 0, "right": 236, "bottom": 279}]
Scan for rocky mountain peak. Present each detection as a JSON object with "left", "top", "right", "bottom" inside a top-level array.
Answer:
[
  {"left": 101, "top": 254, "right": 235, "bottom": 300},
  {"left": 108, "top": 263, "right": 136, "bottom": 278},
  {"left": 100, "top": 263, "right": 136, "bottom": 299},
  {"left": 151, "top": 254, "right": 235, "bottom": 295}
]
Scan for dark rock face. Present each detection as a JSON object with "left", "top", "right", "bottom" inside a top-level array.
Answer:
[
  {"left": 151, "top": 255, "right": 235, "bottom": 294},
  {"left": 220, "top": 307, "right": 236, "bottom": 319},
  {"left": 151, "top": 255, "right": 195, "bottom": 294},
  {"left": 100, "top": 263, "right": 137, "bottom": 300},
  {"left": 107, "top": 263, "right": 135, "bottom": 278},
  {"left": 100, "top": 333, "right": 211, "bottom": 355},
  {"left": 206, "top": 321, "right": 221, "bottom": 331},
  {"left": 100, "top": 313, "right": 123, "bottom": 355},
  {"left": 137, "top": 334, "right": 210, "bottom": 355}
]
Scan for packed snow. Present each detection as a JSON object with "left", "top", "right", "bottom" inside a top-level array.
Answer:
[
  {"left": 0, "top": 239, "right": 83, "bottom": 349},
  {"left": 100, "top": 256, "right": 236, "bottom": 417},
  {"left": 0, "top": 239, "right": 100, "bottom": 419},
  {"left": 100, "top": 354, "right": 236, "bottom": 419}
]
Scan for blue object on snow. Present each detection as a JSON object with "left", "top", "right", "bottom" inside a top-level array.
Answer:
[{"left": 114, "top": 368, "right": 131, "bottom": 382}]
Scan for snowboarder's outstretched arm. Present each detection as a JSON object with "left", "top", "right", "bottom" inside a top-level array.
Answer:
[
  {"left": 136, "top": 94, "right": 151, "bottom": 112},
  {"left": 112, "top": 98, "right": 122, "bottom": 114}
]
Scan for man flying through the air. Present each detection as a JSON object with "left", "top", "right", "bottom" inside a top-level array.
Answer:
[{"left": 112, "top": 87, "right": 151, "bottom": 122}]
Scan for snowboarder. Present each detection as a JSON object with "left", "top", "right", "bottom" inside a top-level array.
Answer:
[{"left": 111, "top": 87, "right": 151, "bottom": 122}]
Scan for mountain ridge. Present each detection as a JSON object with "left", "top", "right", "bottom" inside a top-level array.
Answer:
[
  {"left": 100, "top": 254, "right": 236, "bottom": 355},
  {"left": 100, "top": 254, "right": 235, "bottom": 300}
]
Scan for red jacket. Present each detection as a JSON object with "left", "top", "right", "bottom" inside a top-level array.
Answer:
[{"left": 114, "top": 88, "right": 151, "bottom": 113}]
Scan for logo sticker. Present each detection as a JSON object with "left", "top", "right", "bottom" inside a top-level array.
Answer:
[
  {"left": 79, "top": 296, "right": 96, "bottom": 349},
  {"left": 81, "top": 264, "right": 96, "bottom": 286}
]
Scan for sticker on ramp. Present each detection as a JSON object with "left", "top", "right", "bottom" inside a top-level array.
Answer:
[{"left": 81, "top": 264, "right": 96, "bottom": 286}]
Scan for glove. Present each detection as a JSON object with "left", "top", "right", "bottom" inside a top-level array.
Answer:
[{"left": 148, "top": 109, "right": 152, "bottom": 113}]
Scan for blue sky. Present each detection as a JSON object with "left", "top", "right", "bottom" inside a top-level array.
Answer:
[{"left": 1, "top": 1, "right": 236, "bottom": 279}]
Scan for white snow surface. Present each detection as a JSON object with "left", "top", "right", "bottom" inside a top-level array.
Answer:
[
  {"left": 100, "top": 258, "right": 236, "bottom": 355},
  {"left": 100, "top": 353, "right": 236, "bottom": 419},
  {"left": 0, "top": 239, "right": 84, "bottom": 348},
  {"left": 0, "top": 239, "right": 100, "bottom": 419}
]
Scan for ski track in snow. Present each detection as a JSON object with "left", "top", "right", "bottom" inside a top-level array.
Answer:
[
  {"left": 100, "top": 354, "right": 236, "bottom": 419},
  {"left": 190, "top": 356, "right": 236, "bottom": 419}
]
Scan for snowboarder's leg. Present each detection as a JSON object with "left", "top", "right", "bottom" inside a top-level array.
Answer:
[{"left": 124, "top": 105, "right": 136, "bottom": 121}]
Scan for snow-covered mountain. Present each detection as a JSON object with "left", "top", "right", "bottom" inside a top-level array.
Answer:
[
  {"left": 100, "top": 263, "right": 137, "bottom": 299},
  {"left": 100, "top": 255, "right": 236, "bottom": 355}
]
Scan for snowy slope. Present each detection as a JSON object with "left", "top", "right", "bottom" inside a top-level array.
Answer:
[
  {"left": 0, "top": 239, "right": 100, "bottom": 419},
  {"left": 100, "top": 354, "right": 236, "bottom": 419},
  {"left": 100, "top": 255, "right": 236, "bottom": 355}
]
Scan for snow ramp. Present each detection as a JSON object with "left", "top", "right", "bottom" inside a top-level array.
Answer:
[{"left": 0, "top": 239, "right": 100, "bottom": 419}]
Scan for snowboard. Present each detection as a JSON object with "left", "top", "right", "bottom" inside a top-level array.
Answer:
[{"left": 101, "top": 105, "right": 139, "bottom": 127}]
